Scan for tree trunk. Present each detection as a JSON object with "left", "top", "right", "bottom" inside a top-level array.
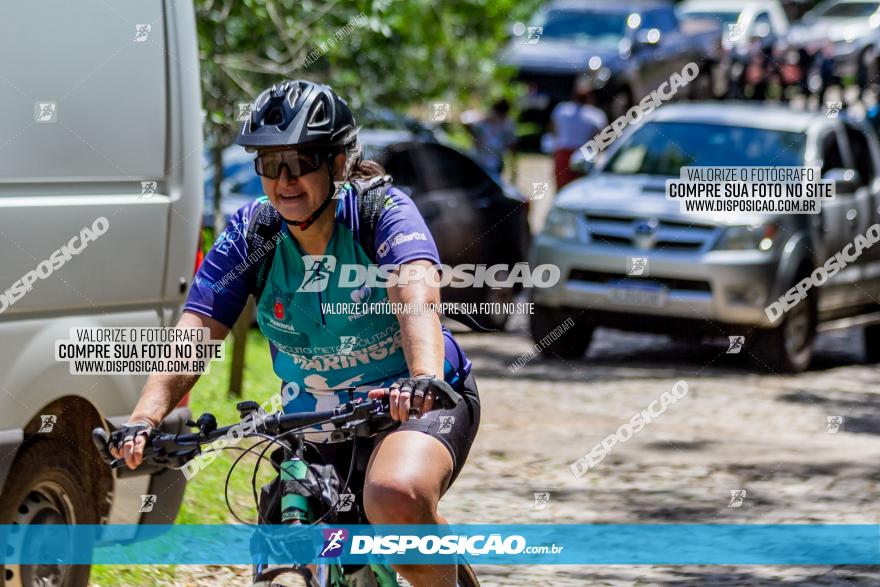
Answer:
[{"left": 228, "top": 297, "right": 255, "bottom": 397}]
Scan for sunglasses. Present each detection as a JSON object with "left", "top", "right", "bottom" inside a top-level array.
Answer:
[{"left": 254, "top": 149, "right": 328, "bottom": 180}]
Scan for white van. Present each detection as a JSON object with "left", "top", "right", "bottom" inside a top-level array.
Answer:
[{"left": 0, "top": 1, "right": 202, "bottom": 584}]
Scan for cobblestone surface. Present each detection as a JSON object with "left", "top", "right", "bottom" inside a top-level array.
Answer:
[{"left": 439, "top": 318, "right": 880, "bottom": 585}]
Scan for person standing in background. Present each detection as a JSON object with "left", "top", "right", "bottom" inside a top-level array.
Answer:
[
  {"left": 462, "top": 99, "right": 517, "bottom": 177},
  {"left": 549, "top": 80, "right": 607, "bottom": 190}
]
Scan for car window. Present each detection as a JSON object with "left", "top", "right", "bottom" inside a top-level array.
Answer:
[
  {"left": 843, "top": 124, "right": 874, "bottom": 186},
  {"left": 532, "top": 9, "right": 629, "bottom": 45},
  {"left": 604, "top": 122, "right": 806, "bottom": 177},
  {"left": 382, "top": 144, "right": 491, "bottom": 194},
  {"left": 820, "top": 130, "right": 846, "bottom": 176}
]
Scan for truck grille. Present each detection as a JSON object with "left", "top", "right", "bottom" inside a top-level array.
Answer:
[
  {"left": 569, "top": 269, "right": 711, "bottom": 293},
  {"left": 584, "top": 213, "right": 718, "bottom": 252}
]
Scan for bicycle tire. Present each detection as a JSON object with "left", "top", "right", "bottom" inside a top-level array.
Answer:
[{"left": 456, "top": 561, "right": 480, "bottom": 587}]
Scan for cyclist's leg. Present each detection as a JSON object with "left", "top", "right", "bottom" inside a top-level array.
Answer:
[{"left": 363, "top": 372, "right": 481, "bottom": 587}]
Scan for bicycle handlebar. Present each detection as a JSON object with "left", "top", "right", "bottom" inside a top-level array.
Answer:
[{"left": 92, "top": 382, "right": 461, "bottom": 471}]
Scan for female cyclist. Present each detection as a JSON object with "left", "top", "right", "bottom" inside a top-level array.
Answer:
[{"left": 110, "top": 80, "right": 481, "bottom": 587}]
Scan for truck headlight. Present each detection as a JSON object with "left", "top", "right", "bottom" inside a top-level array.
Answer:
[
  {"left": 715, "top": 223, "right": 777, "bottom": 251},
  {"left": 543, "top": 208, "right": 581, "bottom": 241}
]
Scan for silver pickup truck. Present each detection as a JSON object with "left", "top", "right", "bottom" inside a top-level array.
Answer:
[{"left": 530, "top": 103, "right": 880, "bottom": 372}]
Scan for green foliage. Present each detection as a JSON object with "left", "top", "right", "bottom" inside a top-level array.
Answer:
[{"left": 195, "top": 0, "right": 542, "bottom": 142}]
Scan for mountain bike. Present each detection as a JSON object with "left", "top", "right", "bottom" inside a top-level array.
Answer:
[{"left": 92, "top": 388, "right": 480, "bottom": 587}]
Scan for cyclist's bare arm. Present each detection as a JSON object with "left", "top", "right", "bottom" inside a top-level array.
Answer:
[
  {"left": 372, "top": 260, "right": 444, "bottom": 421},
  {"left": 110, "top": 310, "right": 230, "bottom": 469}
]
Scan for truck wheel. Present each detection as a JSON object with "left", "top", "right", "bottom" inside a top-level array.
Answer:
[
  {"left": 530, "top": 305, "right": 593, "bottom": 359},
  {"left": 754, "top": 291, "right": 816, "bottom": 373},
  {"left": 865, "top": 325, "right": 880, "bottom": 363},
  {"left": 0, "top": 440, "right": 97, "bottom": 587}
]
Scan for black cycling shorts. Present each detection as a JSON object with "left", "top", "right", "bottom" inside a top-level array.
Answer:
[{"left": 304, "top": 372, "right": 480, "bottom": 517}]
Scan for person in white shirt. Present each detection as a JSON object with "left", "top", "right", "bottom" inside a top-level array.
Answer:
[{"left": 549, "top": 80, "right": 607, "bottom": 189}]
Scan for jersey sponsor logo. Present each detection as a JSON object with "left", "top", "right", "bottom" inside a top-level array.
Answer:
[
  {"left": 377, "top": 231, "right": 427, "bottom": 259},
  {"left": 274, "top": 297, "right": 285, "bottom": 320},
  {"left": 287, "top": 329, "right": 403, "bottom": 372}
]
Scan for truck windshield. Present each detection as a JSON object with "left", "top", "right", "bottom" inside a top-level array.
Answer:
[
  {"left": 535, "top": 10, "right": 629, "bottom": 45},
  {"left": 679, "top": 10, "right": 739, "bottom": 26},
  {"left": 604, "top": 122, "right": 806, "bottom": 177}
]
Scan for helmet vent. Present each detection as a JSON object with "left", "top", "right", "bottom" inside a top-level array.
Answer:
[
  {"left": 265, "top": 105, "right": 284, "bottom": 125},
  {"left": 308, "top": 100, "right": 329, "bottom": 127}
]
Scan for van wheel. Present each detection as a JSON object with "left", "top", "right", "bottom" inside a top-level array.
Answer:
[
  {"left": 530, "top": 305, "right": 593, "bottom": 359},
  {"left": 754, "top": 292, "right": 816, "bottom": 373},
  {"left": 0, "top": 440, "right": 97, "bottom": 587},
  {"left": 865, "top": 325, "right": 880, "bottom": 363}
]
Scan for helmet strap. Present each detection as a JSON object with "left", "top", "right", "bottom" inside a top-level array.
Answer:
[{"left": 283, "top": 158, "right": 338, "bottom": 231}]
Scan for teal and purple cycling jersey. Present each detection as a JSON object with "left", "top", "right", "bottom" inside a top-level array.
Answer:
[{"left": 184, "top": 183, "right": 472, "bottom": 437}]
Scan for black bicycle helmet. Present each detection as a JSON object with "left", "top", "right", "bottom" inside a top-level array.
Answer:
[
  {"left": 236, "top": 80, "right": 362, "bottom": 230},
  {"left": 236, "top": 79, "right": 358, "bottom": 151}
]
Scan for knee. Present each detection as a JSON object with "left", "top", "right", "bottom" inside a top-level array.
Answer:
[{"left": 363, "top": 475, "right": 437, "bottom": 524}]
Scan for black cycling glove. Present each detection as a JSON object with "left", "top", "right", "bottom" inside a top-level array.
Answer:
[
  {"left": 109, "top": 420, "right": 155, "bottom": 452},
  {"left": 391, "top": 375, "right": 460, "bottom": 418}
]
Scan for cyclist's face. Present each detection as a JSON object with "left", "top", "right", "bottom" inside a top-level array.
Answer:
[{"left": 259, "top": 149, "right": 344, "bottom": 221}]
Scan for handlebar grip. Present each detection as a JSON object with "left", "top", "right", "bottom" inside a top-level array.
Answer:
[{"left": 91, "top": 428, "right": 126, "bottom": 470}]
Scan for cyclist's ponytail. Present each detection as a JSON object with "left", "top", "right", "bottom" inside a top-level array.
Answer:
[{"left": 342, "top": 141, "right": 386, "bottom": 181}]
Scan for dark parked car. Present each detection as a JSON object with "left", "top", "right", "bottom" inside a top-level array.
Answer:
[
  {"left": 503, "top": 0, "right": 721, "bottom": 143},
  {"left": 203, "top": 112, "right": 531, "bottom": 330}
]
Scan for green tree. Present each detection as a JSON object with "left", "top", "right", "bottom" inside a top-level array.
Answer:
[{"left": 195, "top": 0, "right": 540, "bottom": 232}]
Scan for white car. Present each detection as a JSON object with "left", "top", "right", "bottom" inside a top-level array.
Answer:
[{"left": 678, "top": 0, "right": 789, "bottom": 53}]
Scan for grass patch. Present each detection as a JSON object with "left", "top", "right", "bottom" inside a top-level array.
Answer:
[{"left": 91, "top": 327, "right": 279, "bottom": 586}]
